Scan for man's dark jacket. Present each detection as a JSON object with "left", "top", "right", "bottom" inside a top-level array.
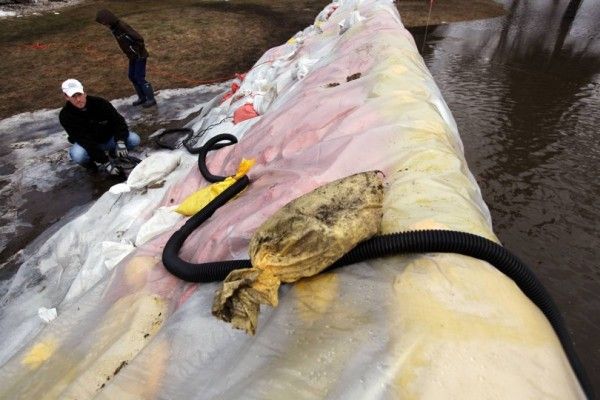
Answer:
[
  {"left": 59, "top": 95, "right": 129, "bottom": 163},
  {"left": 96, "top": 9, "right": 149, "bottom": 60}
]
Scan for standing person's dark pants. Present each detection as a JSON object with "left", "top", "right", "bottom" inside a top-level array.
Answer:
[
  {"left": 129, "top": 58, "right": 148, "bottom": 101},
  {"left": 128, "top": 58, "right": 155, "bottom": 107},
  {"left": 96, "top": 8, "right": 156, "bottom": 108}
]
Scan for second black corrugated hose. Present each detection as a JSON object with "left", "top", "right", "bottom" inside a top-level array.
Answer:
[{"left": 161, "top": 133, "right": 593, "bottom": 399}]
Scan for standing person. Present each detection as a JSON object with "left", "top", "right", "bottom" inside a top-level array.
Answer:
[
  {"left": 59, "top": 78, "right": 141, "bottom": 176},
  {"left": 95, "top": 8, "right": 157, "bottom": 108}
]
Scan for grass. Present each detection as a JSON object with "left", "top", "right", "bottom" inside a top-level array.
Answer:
[{"left": 0, "top": 0, "right": 504, "bottom": 120}]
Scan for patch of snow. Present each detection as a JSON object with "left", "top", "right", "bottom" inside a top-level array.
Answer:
[
  {"left": 0, "top": 0, "right": 84, "bottom": 18},
  {"left": 0, "top": 10, "right": 17, "bottom": 18}
]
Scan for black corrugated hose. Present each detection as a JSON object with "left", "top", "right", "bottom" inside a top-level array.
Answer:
[
  {"left": 196, "top": 134, "right": 239, "bottom": 182},
  {"left": 161, "top": 134, "right": 592, "bottom": 399}
]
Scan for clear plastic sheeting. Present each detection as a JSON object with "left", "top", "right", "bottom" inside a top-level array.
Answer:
[{"left": 0, "top": 0, "right": 584, "bottom": 399}]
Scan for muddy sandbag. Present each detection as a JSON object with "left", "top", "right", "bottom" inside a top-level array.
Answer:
[{"left": 212, "top": 171, "right": 384, "bottom": 334}]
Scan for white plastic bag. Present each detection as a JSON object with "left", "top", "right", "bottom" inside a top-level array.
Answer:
[{"left": 127, "top": 152, "right": 181, "bottom": 189}]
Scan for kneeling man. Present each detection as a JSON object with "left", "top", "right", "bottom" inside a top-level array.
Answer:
[{"left": 59, "top": 78, "right": 140, "bottom": 175}]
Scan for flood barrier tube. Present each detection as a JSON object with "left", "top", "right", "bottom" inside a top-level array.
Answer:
[
  {"left": 162, "top": 135, "right": 592, "bottom": 399},
  {"left": 331, "top": 230, "right": 593, "bottom": 400},
  {"left": 161, "top": 194, "right": 591, "bottom": 398}
]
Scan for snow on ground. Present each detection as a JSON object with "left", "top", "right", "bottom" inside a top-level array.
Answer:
[
  {"left": 0, "top": 10, "right": 17, "bottom": 18},
  {"left": 0, "top": 0, "right": 84, "bottom": 18}
]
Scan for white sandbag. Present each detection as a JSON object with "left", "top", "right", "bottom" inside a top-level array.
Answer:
[
  {"left": 108, "top": 183, "right": 131, "bottom": 195},
  {"left": 296, "top": 57, "right": 319, "bottom": 80},
  {"left": 253, "top": 87, "right": 277, "bottom": 115},
  {"left": 339, "top": 10, "right": 365, "bottom": 34},
  {"left": 127, "top": 152, "right": 181, "bottom": 189},
  {"left": 101, "top": 241, "right": 135, "bottom": 270},
  {"left": 135, "top": 206, "right": 183, "bottom": 246}
]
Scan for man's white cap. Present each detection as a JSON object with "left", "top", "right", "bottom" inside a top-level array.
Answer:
[{"left": 61, "top": 79, "right": 84, "bottom": 97}]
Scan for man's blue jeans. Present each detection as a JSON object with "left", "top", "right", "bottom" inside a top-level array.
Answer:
[
  {"left": 69, "top": 132, "right": 141, "bottom": 166},
  {"left": 129, "top": 58, "right": 149, "bottom": 99}
]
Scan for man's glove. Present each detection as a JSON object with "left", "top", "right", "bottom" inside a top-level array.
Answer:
[
  {"left": 101, "top": 161, "right": 122, "bottom": 177},
  {"left": 115, "top": 140, "right": 128, "bottom": 158}
]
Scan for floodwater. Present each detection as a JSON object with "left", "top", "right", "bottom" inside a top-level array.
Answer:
[{"left": 412, "top": 0, "right": 600, "bottom": 391}]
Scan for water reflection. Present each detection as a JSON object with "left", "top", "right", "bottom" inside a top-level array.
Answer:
[{"left": 413, "top": 0, "right": 600, "bottom": 390}]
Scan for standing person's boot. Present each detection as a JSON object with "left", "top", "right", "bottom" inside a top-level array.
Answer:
[
  {"left": 141, "top": 83, "right": 157, "bottom": 108},
  {"left": 132, "top": 83, "right": 146, "bottom": 106}
]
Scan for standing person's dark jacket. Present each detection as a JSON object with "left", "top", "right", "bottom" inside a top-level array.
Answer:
[
  {"left": 95, "top": 9, "right": 149, "bottom": 60},
  {"left": 59, "top": 95, "right": 129, "bottom": 163}
]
